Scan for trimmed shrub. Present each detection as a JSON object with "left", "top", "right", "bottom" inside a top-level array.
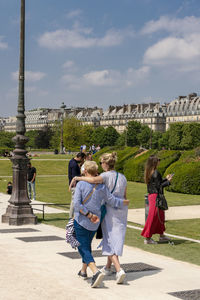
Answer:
[
  {"left": 93, "top": 146, "right": 139, "bottom": 173},
  {"left": 164, "top": 148, "right": 200, "bottom": 194},
  {"left": 157, "top": 150, "right": 181, "bottom": 176},
  {"left": 123, "top": 150, "right": 157, "bottom": 182},
  {"left": 115, "top": 147, "right": 140, "bottom": 173},
  {"left": 165, "top": 162, "right": 200, "bottom": 194}
]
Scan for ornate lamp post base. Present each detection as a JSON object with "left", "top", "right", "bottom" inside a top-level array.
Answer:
[
  {"left": 2, "top": 205, "right": 37, "bottom": 225},
  {"left": 1, "top": 136, "right": 37, "bottom": 225}
]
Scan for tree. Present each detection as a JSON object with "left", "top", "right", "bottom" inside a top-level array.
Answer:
[
  {"left": 104, "top": 126, "right": 120, "bottom": 146},
  {"left": 26, "top": 130, "right": 38, "bottom": 148},
  {"left": 50, "top": 121, "right": 60, "bottom": 150},
  {"left": 34, "top": 126, "right": 53, "bottom": 149},
  {"left": 81, "top": 125, "right": 94, "bottom": 147},
  {"left": 158, "top": 131, "right": 169, "bottom": 150},
  {"left": 168, "top": 123, "right": 183, "bottom": 150},
  {"left": 116, "top": 132, "right": 126, "bottom": 146},
  {"left": 0, "top": 131, "right": 15, "bottom": 148},
  {"left": 151, "top": 131, "right": 162, "bottom": 149},
  {"left": 126, "top": 121, "right": 142, "bottom": 146},
  {"left": 180, "top": 123, "right": 200, "bottom": 150},
  {"left": 137, "top": 125, "right": 151, "bottom": 148},
  {"left": 63, "top": 117, "right": 83, "bottom": 150},
  {"left": 91, "top": 127, "right": 106, "bottom": 147}
]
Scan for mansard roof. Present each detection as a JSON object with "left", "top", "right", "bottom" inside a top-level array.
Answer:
[{"left": 167, "top": 93, "right": 200, "bottom": 114}]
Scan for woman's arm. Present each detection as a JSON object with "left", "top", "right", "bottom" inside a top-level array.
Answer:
[
  {"left": 69, "top": 175, "right": 103, "bottom": 191},
  {"left": 75, "top": 175, "right": 103, "bottom": 184},
  {"left": 103, "top": 186, "right": 129, "bottom": 208}
]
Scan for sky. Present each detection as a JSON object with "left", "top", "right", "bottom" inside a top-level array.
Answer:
[{"left": 1, "top": 0, "right": 200, "bottom": 116}]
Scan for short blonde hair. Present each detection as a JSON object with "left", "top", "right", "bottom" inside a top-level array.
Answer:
[
  {"left": 84, "top": 161, "right": 98, "bottom": 176},
  {"left": 100, "top": 152, "right": 117, "bottom": 170}
]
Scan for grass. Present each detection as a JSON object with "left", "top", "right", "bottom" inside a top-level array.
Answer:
[
  {"left": 36, "top": 213, "right": 200, "bottom": 266},
  {"left": 0, "top": 159, "right": 69, "bottom": 176},
  {"left": 29, "top": 154, "right": 73, "bottom": 159},
  {"left": 125, "top": 226, "right": 200, "bottom": 266},
  {"left": 127, "top": 181, "right": 200, "bottom": 208},
  {"left": 1, "top": 157, "right": 200, "bottom": 208}
]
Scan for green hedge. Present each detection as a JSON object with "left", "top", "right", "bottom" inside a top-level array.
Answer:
[
  {"left": 123, "top": 150, "right": 157, "bottom": 182},
  {"left": 164, "top": 148, "right": 200, "bottom": 194},
  {"left": 157, "top": 150, "right": 181, "bottom": 176},
  {"left": 164, "top": 161, "right": 200, "bottom": 194},
  {"left": 93, "top": 146, "right": 140, "bottom": 173},
  {"left": 115, "top": 147, "right": 140, "bottom": 173}
]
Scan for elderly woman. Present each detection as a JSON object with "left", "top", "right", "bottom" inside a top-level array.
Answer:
[
  {"left": 73, "top": 160, "right": 129, "bottom": 288},
  {"left": 71, "top": 152, "right": 128, "bottom": 285}
]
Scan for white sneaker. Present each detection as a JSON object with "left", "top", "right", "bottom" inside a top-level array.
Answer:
[
  {"left": 116, "top": 269, "right": 126, "bottom": 284},
  {"left": 144, "top": 238, "right": 157, "bottom": 245},
  {"left": 100, "top": 266, "right": 112, "bottom": 276},
  {"left": 159, "top": 235, "right": 171, "bottom": 242}
]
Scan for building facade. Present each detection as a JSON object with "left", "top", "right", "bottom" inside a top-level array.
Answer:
[
  {"left": 2, "top": 93, "right": 200, "bottom": 133},
  {"left": 166, "top": 93, "right": 200, "bottom": 130}
]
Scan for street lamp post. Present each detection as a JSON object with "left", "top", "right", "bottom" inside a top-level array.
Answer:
[
  {"left": 149, "top": 110, "right": 153, "bottom": 149},
  {"left": 2, "top": 0, "right": 37, "bottom": 225},
  {"left": 60, "top": 102, "right": 66, "bottom": 154},
  {"left": 125, "top": 118, "right": 128, "bottom": 147}
]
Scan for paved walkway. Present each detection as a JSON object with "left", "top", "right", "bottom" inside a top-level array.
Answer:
[
  {"left": 128, "top": 205, "right": 200, "bottom": 225},
  {"left": 0, "top": 193, "right": 200, "bottom": 299}
]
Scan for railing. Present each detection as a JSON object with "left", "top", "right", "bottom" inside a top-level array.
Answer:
[{"left": 31, "top": 203, "right": 70, "bottom": 220}]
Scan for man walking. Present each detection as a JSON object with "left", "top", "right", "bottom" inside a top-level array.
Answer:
[
  {"left": 27, "top": 162, "right": 36, "bottom": 201},
  {"left": 68, "top": 152, "right": 86, "bottom": 218}
]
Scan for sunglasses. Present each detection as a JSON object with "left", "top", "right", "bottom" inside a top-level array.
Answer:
[{"left": 100, "top": 161, "right": 104, "bottom": 165}]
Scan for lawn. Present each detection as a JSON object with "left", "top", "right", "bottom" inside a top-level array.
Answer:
[
  {"left": 1, "top": 156, "right": 200, "bottom": 208},
  {"left": 0, "top": 159, "right": 69, "bottom": 176},
  {"left": 36, "top": 213, "right": 200, "bottom": 266}
]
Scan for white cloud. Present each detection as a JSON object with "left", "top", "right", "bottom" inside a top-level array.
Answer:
[
  {"left": 38, "top": 26, "right": 134, "bottom": 50},
  {"left": 0, "top": 36, "right": 8, "bottom": 49},
  {"left": 66, "top": 9, "right": 82, "bottom": 19},
  {"left": 144, "top": 34, "right": 200, "bottom": 65},
  {"left": 11, "top": 71, "right": 46, "bottom": 82},
  {"left": 83, "top": 70, "right": 120, "bottom": 86},
  {"left": 141, "top": 16, "right": 200, "bottom": 36},
  {"left": 141, "top": 16, "right": 200, "bottom": 69},
  {"left": 61, "top": 66, "right": 150, "bottom": 89},
  {"left": 62, "top": 60, "right": 75, "bottom": 69}
]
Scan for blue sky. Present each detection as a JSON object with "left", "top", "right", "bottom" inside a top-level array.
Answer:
[{"left": 1, "top": 0, "right": 200, "bottom": 116}]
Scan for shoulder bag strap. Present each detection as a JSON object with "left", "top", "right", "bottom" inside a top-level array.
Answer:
[
  {"left": 82, "top": 183, "right": 98, "bottom": 204},
  {"left": 111, "top": 172, "right": 118, "bottom": 194}
]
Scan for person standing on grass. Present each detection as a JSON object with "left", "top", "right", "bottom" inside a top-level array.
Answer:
[
  {"left": 68, "top": 152, "right": 86, "bottom": 218},
  {"left": 141, "top": 155, "right": 173, "bottom": 244},
  {"left": 81, "top": 152, "right": 93, "bottom": 175},
  {"left": 71, "top": 152, "right": 128, "bottom": 284},
  {"left": 73, "top": 160, "right": 129, "bottom": 288},
  {"left": 27, "top": 162, "right": 36, "bottom": 201}
]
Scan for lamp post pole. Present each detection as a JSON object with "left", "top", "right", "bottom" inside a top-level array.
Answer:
[
  {"left": 2, "top": 0, "right": 37, "bottom": 225},
  {"left": 125, "top": 119, "right": 128, "bottom": 147},
  {"left": 149, "top": 111, "right": 153, "bottom": 149},
  {"left": 60, "top": 102, "right": 66, "bottom": 154}
]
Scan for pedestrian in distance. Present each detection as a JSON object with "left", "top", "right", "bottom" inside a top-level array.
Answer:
[
  {"left": 81, "top": 152, "right": 93, "bottom": 175},
  {"left": 27, "top": 162, "right": 36, "bottom": 200},
  {"left": 73, "top": 160, "right": 129, "bottom": 288},
  {"left": 71, "top": 152, "right": 128, "bottom": 284},
  {"left": 6, "top": 181, "right": 12, "bottom": 195},
  {"left": 141, "top": 155, "right": 173, "bottom": 244}
]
